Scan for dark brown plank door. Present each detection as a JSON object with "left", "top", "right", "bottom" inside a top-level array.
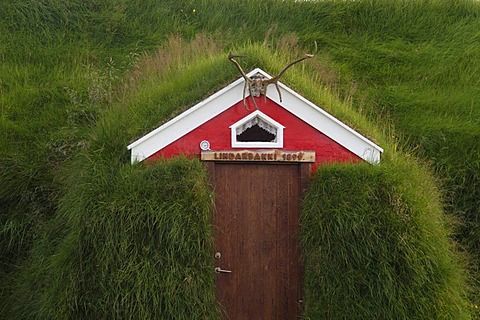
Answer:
[{"left": 212, "top": 163, "right": 302, "bottom": 320}]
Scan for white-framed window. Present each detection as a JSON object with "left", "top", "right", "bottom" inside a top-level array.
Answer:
[{"left": 230, "top": 110, "right": 284, "bottom": 148}]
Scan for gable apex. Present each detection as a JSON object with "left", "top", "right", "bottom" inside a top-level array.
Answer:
[{"left": 127, "top": 68, "right": 383, "bottom": 164}]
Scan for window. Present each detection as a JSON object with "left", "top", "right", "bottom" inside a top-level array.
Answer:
[{"left": 230, "top": 111, "right": 284, "bottom": 148}]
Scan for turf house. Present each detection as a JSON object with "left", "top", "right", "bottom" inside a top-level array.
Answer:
[{"left": 1, "top": 1, "right": 478, "bottom": 319}]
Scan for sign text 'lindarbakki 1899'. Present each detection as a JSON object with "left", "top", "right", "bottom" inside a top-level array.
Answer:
[{"left": 201, "top": 150, "right": 315, "bottom": 163}]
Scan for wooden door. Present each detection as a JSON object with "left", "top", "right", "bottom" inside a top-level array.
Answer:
[{"left": 209, "top": 163, "right": 307, "bottom": 320}]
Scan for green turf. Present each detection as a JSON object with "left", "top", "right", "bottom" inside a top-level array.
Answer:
[
  {"left": 302, "top": 161, "right": 469, "bottom": 319},
  {"left": 1, "top": 0, "right": 478, "bottom": 317}
]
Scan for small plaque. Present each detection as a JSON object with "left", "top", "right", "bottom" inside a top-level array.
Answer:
[
  {"left": 201, "top": 150, "right": 315, "bottom": 163},
  {"left": 200, "top": 140, "right": 210, "bottom": 151}
]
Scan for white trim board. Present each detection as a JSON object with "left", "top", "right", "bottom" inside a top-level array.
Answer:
[{"left": 127, "top": 68, "right": 384, "bottom": 164}]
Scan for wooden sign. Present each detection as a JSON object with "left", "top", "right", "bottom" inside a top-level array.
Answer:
[{"left": 201, "top": 150, "right": 315, "bottom": 163}]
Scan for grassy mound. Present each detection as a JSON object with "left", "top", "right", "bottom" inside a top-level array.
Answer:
[
  {"left": 302, "top": 161, "right": 469, "bottom": 319},
  {"left": 1, "top": 0, "right": 478, "bottom": 317},
  {"left": 5, "top": 38, "right": 230, "bottom": 319},
  {"left": 4, "top": 42, "right": 470, "bottom": 318},
  {"left": 11, "top": 156, "right": 218, "bottom": 319}
]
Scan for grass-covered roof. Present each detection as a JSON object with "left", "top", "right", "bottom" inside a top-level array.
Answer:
[{"left": 1, "top": 0, "right": 479, "bottom": 318}]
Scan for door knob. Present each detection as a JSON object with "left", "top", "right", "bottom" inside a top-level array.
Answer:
[{"left": 215, "top": 267, "right": 232, "bottom": 274}]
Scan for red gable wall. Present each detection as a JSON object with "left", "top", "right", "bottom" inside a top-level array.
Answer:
[{"left": 148, "top": 97, "right": 360, "bottom": 169}]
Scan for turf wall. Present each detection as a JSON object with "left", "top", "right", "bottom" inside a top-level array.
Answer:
[
  {"left": 2, "top": 41, "right": 472, "bottom": 318},
  {"left": 9, "top": 156, "right": 219, "bottom": 319},
  {"left": 302, "top": 162, "right": 469, "bottom": 319}
]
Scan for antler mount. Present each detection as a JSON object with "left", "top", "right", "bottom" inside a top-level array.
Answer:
[
  {"left": 248, "top": 73, "right": 269, "bottom": 98},
  {"left": 228, "top": 52, "right": 313, "bottom": 110}
]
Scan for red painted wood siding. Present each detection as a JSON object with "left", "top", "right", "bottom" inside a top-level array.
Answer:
[{"left": 148, "top": 97, "right": 360, "bottom": 169}]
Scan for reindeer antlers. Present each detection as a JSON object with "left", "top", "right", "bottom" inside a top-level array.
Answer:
[
  {"left": 228, "top": 52, "right": 314, "bottom": 110},
  {"left": 228, "top": 53, "right": 249, "bottom": 81},
  {"left": 228, "top": 53, "right": 254, "bottom": 109},
  {"left": 262, "top": 54, "right": 314, "bottom": 103}
]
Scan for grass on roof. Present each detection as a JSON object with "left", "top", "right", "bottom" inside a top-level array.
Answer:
[{"left": 1, "top": 0, "right": 479, "bottom": 317}]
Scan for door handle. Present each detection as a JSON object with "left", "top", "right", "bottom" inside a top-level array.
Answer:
[{"left": 215, "top": 267, "right": 232, "bottom": 274}]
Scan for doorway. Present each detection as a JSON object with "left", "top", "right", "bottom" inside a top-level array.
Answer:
[{"left": 208, "top": 162, "right": 308, "bottom": 319}]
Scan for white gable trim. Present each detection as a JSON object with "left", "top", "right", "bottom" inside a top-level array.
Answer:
[
  {"left": 127, "top": 74, "right": 245, "bottom": 162},
  {"left": 127, "top": 68, "right": 383, "bottom": 164},
  {"left": 260, "top": 70, "right": 384, "bottom": 163}
]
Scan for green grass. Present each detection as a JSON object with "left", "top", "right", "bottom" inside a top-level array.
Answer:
[
  {"left": 10, "top": 157, "right": 219, "bottom": 319},
  {"left": 5, "top": 42, "right": 470, "bottom": 318},
  {"left": 302, "top": 161, "right": 469, "bottom": 319},
  {"left": 2, "top": 40, "right": 233, "bottom": 318},
  {"left": 1, "top": 0, "right": 479, "bottom": 317}
]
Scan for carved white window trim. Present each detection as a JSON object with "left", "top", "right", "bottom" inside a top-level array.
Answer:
[{"left": 229, "top": 110, "right": 285, "bottom": 148}]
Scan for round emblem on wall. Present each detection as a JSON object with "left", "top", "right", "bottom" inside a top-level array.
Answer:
[{"left": 200, "top": 140, "right": 211, "bottom": 151}]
